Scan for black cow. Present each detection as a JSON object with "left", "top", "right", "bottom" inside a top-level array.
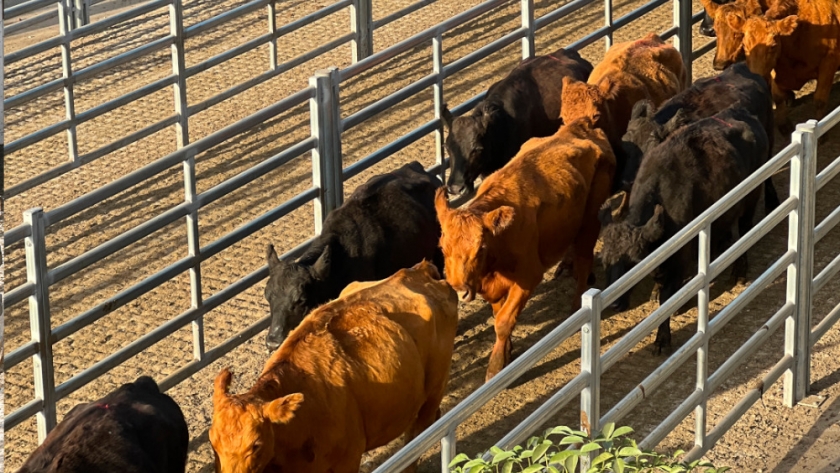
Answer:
[
  {"left": 16, "top": 376, "right": 188, "bottom": 473},
  {"left": 620, "top": 62, "right": 779, "bottom": 212},
  {"left": 264, "top": 161, "right": 444, "bottom": 351},
  {"left": 442, "top": 48, "right": 593, "bottom": 195},
  {"left": 599, "top": 105, "right": 769, "bottom": 353}
]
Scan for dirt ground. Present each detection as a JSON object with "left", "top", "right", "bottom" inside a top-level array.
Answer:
[{"left": 4, "top": 0, "right": 840, "bottom": 471}]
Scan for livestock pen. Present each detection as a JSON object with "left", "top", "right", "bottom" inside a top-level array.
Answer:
[{"left": 4, "top": 0, "right": 840, "bottom": 471}]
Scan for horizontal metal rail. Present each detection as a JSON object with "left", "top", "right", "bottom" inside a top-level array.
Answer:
[
  {"left": 640, "top": 388, "right": 703, "bottom": 450},
  {"left": 692, "top": 39, "right": 716, "bottom": 61},
  {"left": 68, "top": 0, "right": 171, "bottom": 40},
  {"left": 611, "top": 0, "right": 668, "bottom": 30},
  {"left": 4, "top": 342, "right": 39, "bottom": 372},
  {"left": 491, "top": 373, "right": 588, "bottom": 453},
  {"left": 815, "top": 204, "right": 840, "bottom": 244},
  {"left": 708, "top": 196, "right": 797, "bottom": 280},
  {"left": 75, "top": 75, "right": 177, "bottom": 124},
  {"left": 183, "top": 0, "right": 270, "bottom": 39},
  {"left": 817, "top": 106, "right": 840, "bottom": 138},
  {"left": 371, "top": 308, "right": 590, "bottom": 473},
  {"left": 4, "top": 399, "right": 45, "bottom": 432},
  {"left": 5, "top": 35, "right": 62, "bottom": 65},
  {"left": 4, "top": 223, "right": 31, "bottom": 246},
  {"left": 812, "top": 252, "right": 840, "bottom": 295},
  {"left": 534, "top": 0, "right": 597, "bottom": 30},
  {"left": 600, "top": 142, "right": 797, "bottom": 308},
  {"left": 4, "top": 0, "right": 57, "bottom": 19},
  {"left": 343, "top": 119, "right": 438, "bottom": 179},
  {"left": 709, "top": 250, "right": 795, "bottom": 338},
  {"left": 187, "top": 34, "right": 349, "bottom": 116},
  {"left": 340, "top": 0, "right": 507, "bottom": 81},
  {"left": 443, "top": 27, "right": 526, "bottom": 77},
  {"left": 5, "top": 77, "right": 65, "bottom": 111},
  {"left": 4, "top": 281, "right": 36, "bottom": 309},
  {"left": 6, "top": 8, "right": 59, "bottom": 35},
  {"left": 816, "top": 156, "right": 840, "bottom": 191},
  {"left": 5, "top": 117, "right": 70, "bottom": 154},
  {"left": 343, "top": 74, "right": 436, "bottom": 131},
  {"left": 372, "top": 0, "right": 433, "bottom": 28},
  {"left": 75, "top": 36, "right": 174, "bottom": 83},
  {"left": 602, "top": 329, "right": 705, "bottom": 426},
  {"left": 601, "top": 274, "right": 703, "bottom": 371},
  {"left": 685, "top": 355, "right": 792, "bottom": 462},
  {"left": 811, "top": 301, "right": 840, "bottom": 346},
  {"left": 41, "top": 86, "right": 313, "bottom": 225},
  {"left": 707, "top": 303, "right": 793, "bottom": 394}
]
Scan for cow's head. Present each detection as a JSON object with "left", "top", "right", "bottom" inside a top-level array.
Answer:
[
  {"left": 264, "top": 244, "right": 330, "bottom": 352},
  {"left": 560, "top": 76, "right": 617, "bottom": 133},
  {"left": 698, "top": 0, "right": 737, "bottom": 37},
  {"left": 442, "top": 102, "right": 508, "bottom": 196},
  {"left": 210, "top": 369, "right": 305, "bottom": 473},
  {"left": 620, "top": 102, "right": 689, "bottom": 190},
  {"left": 710, "top": 1, "right": 762, "bottom": 70},
  {"left": 598, "top": 195, "right": 665, "bottom": 311},
  {"left": 742, "top": 15, "right": 798, "bottom": 82},
  {"left": 435, "top": 188, "right": 514, "bottom": 302}
]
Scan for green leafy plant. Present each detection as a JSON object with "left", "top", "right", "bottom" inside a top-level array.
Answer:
[{"left": 447, "top": 423, "right": 730, "bottom": 473}]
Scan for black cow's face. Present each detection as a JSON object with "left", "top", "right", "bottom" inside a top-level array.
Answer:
[
  {"left": 264, "top": 245, "right": 329, "bottom": 351},
  {"left": 444, "top": 114, "right": 486, "bottom": 196},
  {"left": 599, "top": 204, "right": 666, "bottom": 311}
]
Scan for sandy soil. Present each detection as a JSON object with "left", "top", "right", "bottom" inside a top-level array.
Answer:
[{"left": 4, "top": 0, "right": 840, "bottom": 472}]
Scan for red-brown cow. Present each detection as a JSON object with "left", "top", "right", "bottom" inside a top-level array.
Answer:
[
  {"left": 560, "top": 33, "right": 687, "bottom": 192},
  {"left": 435, "top": 117, "right": 615, "bottom": 381},
  {"left": 209, "top": 261, "right": 457, "bottom": 473},
  {"left": 738, "top": 0, "right": 840, "bottom": 133}
]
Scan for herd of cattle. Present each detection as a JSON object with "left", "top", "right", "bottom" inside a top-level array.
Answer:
[{"left": 14, "top": 0, "right": 840, "bottom": 470}]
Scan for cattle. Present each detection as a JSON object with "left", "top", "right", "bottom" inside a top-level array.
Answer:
[
  {"left": 699, "top": 0, "right": 769, "bottom": 37},
  {"left": 620, "top": 62, "right": 780, "bottom": 211},
  {"left": 599, "top": 105, "right": 769, "bottom": 354},
  {"left": 435, "top": 117, "right": 615, "bottom": 381},
  {"left": 560, "top": 33, "right": 687, "bottom": 193},
  {"left": 441, "top": 48, "right": 593, "bottom": 195},
  {"left": 736, "top": 0, "right": 840, "bottom": 134},
  {"left": 16, "top": 376, "right": 188, "bottom": 473},
  {"left": 210, "top": 260, "right": 458, "bottom": 473},
  {"left": 264, "top": 161, "right": 443, "bottom": 351}
]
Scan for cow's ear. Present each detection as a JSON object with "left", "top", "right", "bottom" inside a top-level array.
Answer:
[
  {"left": 442, "top": 104, "right": 454, "bottom": 133},
  {"left": 264, "top": 393, "right": 304, "bottom": 424},
  {"left": 483, "top": 206, "right": 515, "bottom": 235},
  {"left": 700, "top": 0, "right": 719, "bottom": 18},
  {"left": 599, "top": 77, "right": 619, "bottom": 99},
  {"left": 213, "top": 368, "right": 233, "bottom": 406},
  {"left": 659, "top": 108, "right": 689, "bottom": 138},
  {"left": 267, "top": 244, "right": 284, "bottom": 271},
  {"left": 726, "top": 11, "right": 745, "bottom": 31},
  {"left": 313, "top": 245, "right": 331, "bottom": 279},
  {"left": 434, "top": 187, "right": 451, "bottom": 221},
  {"left": 631, "top": 100, "right": 655, "bottom": 120},
  {"left": 775, "top": 15, "right": 798, "bottom": 36},
  {"left": 642, "top": 204, "right": 665, "bottom": 242}
]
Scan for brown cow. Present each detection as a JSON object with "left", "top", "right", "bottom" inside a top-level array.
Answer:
[
  {"left": 435, "top": 117, "right": 615, "bottom": 381},
  {"left": 738, "top": 1, "right": 840, "bottom": 133},
  {"left": 560, "top": 33, "right": 686, "bottom": 191},
  {"left": 702, "top": 0, "right": 767, "bottom": 63},
  {"left": 209, "top": 260, "right": 457, "bottom": 473}
]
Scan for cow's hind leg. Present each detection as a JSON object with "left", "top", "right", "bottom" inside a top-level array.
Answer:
[
  {"left": 400, "top": 399, "right": 444, "bottom": 473},
  {"left": 732, "top": 202, "right": 759, "bottom": 285},
  {"left": 486, "top": 283, "right": 532, "bottom": 382}
]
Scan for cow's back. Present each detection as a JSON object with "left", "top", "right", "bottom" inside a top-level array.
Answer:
[
  {"left": 266, "top": 266, "right": 457, "bottom": 452},
  {"left": 16, "top": 377, "right": 188, "bottom": 473},
  {"left": 322, "top": 161, "right": 442, "bottom": 276}
]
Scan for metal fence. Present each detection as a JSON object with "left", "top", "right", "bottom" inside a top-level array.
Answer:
[
  {"left": 2, "top": 0, "right": 432, "bottom": 198},
  {"left": 372, "top": 115, "right": 840, "bottom": 473},
  {"left": 9, "top": 0, "right": 833, "bottom": 469}
]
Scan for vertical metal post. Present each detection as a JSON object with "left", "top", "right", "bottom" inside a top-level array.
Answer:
[
  {"left": 309, "top": 68, "right": 344, "bottom": 234},
  {"left": 57, "top": 0, "right": 79, "bottom": 165},
  {"left": 25, "top": 208, "right": 57, "bottom": 442},
  {"left": 521, "top": 0, "right": 535, "bottom": 59},
  {"left": 170, "top": 0, "right": 203, "bottom": 359},
  {"left": 433, "top": 32, "right": 446, "bottom": 184},
  {"left": 73, "top": 0, "right": 88, "bottom": 27},
  {"left": 440, "top": 428, "right": 456, "bottom": 473},
  {"left": 695, "top": 224, "right": 711, "bottom": 450},
  {"left": 604, "top": 0, "right": 613, "bottom": 50},
  {"left": 581, "top": 288, "right": 602, "bottom": 469},
  {"left": 784, "top": 120, "right": 817, "bottom": 407},
  {"left": 267, "top": 0, "right": 278, "bottom": 70},
  {"left": 350, "top": 0, "right": 373, "bottom": 62},
  {"left": 673, "top": 0, "right": 693, "bottom": 83}
]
